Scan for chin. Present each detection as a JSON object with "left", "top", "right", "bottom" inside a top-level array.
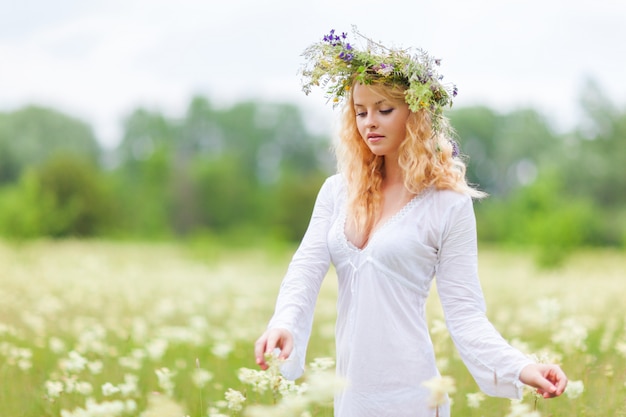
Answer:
[{"left": 368, "top": 148, "right": 387, "bottom": 157}]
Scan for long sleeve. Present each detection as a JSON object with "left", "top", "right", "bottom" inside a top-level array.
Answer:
[
  {"left": 267, "top": 175, "right": 338, "bottom": 379},
  {"left": 434, "top": 193, "right": 533, "bottom": 398}
]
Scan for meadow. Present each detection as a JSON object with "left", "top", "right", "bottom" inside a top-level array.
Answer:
[{"left": 0, "top": 239, "right": 624, "bottom": 416}]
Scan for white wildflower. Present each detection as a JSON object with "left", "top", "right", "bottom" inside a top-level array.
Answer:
[
  {"left": 45, "top": 380, "right": 64, "bottom": 398},
  {"left": 17, "top": 358, "right": 32, "bottom": 370},
  {"left": 66, "top": 398, "right": 126, "bottom": 416},
  {"left": 60, "top": 350, "right": 88, "bottom": 373},
  {"left": 146, "top": 338, "right": 169, "bottom": 361},
  {"left": 0, "top": 323, "right": 17, "bottom": 336},
  {"left": 155, "top": 367, "right": 176, "bottom": 396},
  {"left": 238, "top": 367, "right": 275, "bottom": 393},
  {"left": 309, "top": 357, "right": 335, "bottom": 372},
  {"left": 422, "top": 375, "right": 455, "bottom": 408},
  {"left": 208, "top": 407, "right": 229, "bottom": 417},
  {"left": 76, "top": 324, "right": 108, "bottom": 355},
  {"left": 430, "top": 319, "right": 448, "bottom": 336},
  {"left": 118, "top": 373, "right": 139, "bottom": 396},
  {"left": 299, "top": 370, "right": 346, "bottom": 404},
  {"left": 90, "top": 398, "right": 125, "bottom": 414},
  {"left": 118, "top": 355, "right": 142, "bottom": 370},
  {"left": 64, "top": 377, "right": 77, "bottom": 393},
  {"left": 87, "top": 360, "right": 103, "bottom": 374},
  {"left": 435, "top": 357, "right": 450, "bottom": 372},
  {"left": 505, "top": 399, "right": 541, "bottom": 417},
  {"left": 142, "top": 394, "right": 185, "bottom": 417},
  {"left": 49, "top": 337, "right": 66, "bottom": 354},
  {"left": 102, "top": 382, "right": 120, "bottom": 396},
  {"left": 211, "top": 341, "right": 234, "bottom": 359},
  {"left": 565, "top": 379, "right": 584, "bottom": 399},
  {"left": 615, "top": 340, "right": 626, "bottom": 359},
  {"left": 599, "top": 318, "right": 618, "bottom": 352},
  {"left": 277, "top": 378, "right": 301, "bottom": 397},
  {"left": 224, "top": 388, "right": 246, "bottom": 412},
  {"left": 551, "top": 318, "right": 588, "bottom": 353},
  {"left": 192, "top": 368, "right": 214, "bottom": 388},
  {"left": 75, "top": 381, "right": 93, "bottom": 396},
  {"left": 61, "top": 398, "right": 125, "bottom": 417},
  {"left": 125, "top": 399, "right": 137, "bottom": 412},
  {"left": 189, "top": 315, "right": 209, "bottom": 330},
  {"left": 536, "top": 298, "right": 561, "bottom": 323},
  {"left": 466, "top": 391, "right": 485, "bottom": 408}
]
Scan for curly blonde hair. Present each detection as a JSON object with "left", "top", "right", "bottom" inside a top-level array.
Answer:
[{"left": 335, "top": 83, "right": 485, "bottom": 236}]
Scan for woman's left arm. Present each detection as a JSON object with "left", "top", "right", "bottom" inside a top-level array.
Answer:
[{"left": 435, "top": 193, "right": 566, "bottom": 398}]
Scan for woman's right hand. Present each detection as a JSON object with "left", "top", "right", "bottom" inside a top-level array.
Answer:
[{"left": 254, "top": 328, "right": 294, "bottom": 370}]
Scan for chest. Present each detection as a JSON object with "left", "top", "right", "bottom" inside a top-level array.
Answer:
[
  {"left": 328, "top": 192, "right": 440, "bottom": 277},
  {"left": 344, "top": 187, "right": 417, "bottom": 250}
]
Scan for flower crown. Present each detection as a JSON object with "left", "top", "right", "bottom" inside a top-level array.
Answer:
[{"left": 300, "top": 27, "right": 458, "bottom": 132}]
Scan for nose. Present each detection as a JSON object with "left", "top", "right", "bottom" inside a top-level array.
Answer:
[{"left": 364, "top": 112, "right": 378, "bottom": 129}]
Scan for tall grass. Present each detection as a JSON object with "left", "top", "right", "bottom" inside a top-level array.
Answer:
[{"left": 0, "top": 240, "right": 624, "bottom": 416}]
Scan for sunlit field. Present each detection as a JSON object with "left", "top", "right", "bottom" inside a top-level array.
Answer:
[{"left": 1, "top": 239, "right": 625, "bottom": 416}]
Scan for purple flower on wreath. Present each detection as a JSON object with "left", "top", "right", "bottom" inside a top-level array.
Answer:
[
  {"left": 374, "top": 63, "right": 394, "bottom": 76},
  {"left": 339, "top": 51, "right": 354, "bottom": 62},
  {"left": 450, "top": 140, "right": 460, "bottom": 157},
  {"left": 452, "top": 85, "right": 458, "bottom": 97},
  {"left": 324, "top": 29, "right": 341, "bottom": 44}
]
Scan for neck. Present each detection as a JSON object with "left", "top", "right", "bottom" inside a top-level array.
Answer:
[{"left": 382, "top": 156, "right": 404, "bottom": 186}]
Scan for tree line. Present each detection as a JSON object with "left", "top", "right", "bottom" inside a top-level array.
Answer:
[{"left": 0, "top": 79, "right": 624, "bottom": 265}]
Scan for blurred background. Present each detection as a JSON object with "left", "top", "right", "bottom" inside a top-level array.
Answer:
[{"left": 1, "top": 0, "right": 625, "bottom": 266}]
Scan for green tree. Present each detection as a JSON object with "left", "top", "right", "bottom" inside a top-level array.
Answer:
[
  {"left": 0, "top": 154, "right": 114, "bottom": 238},
  {"left": 112, "top": 96, "right": 332, "bottom": 239},
  {"left": 557, "top": 79, "right": 626, "bottom": 245},
  {"left": 476, "top": 172, "right": 602, "bottom": 267},
  {"left": 449, "top": 106, "right": 558, "bottom": 195},
  {"left": 111, "top": 108, "right": 177, "bottom": 237},
  {"left": 0, "top": 106, "right": 101, "bottom": 183}
]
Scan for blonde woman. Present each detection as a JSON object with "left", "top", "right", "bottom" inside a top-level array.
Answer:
[{"left": 254, "top": 29, "right": 567, "bottom": 416}]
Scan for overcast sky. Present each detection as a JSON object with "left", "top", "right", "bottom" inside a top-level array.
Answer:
[{"left": 1, "top": 0, "right": 625, "bottom": 147}]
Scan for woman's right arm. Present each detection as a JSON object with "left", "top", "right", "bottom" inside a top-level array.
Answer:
[{"left": 254, "top": 175, "right": 339, "bottom": 379}]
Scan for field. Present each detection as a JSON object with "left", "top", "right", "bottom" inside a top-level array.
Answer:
[{"left": 0, "top": 239, "right": 625, "bottom": 416}]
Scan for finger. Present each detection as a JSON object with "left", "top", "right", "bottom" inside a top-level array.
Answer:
[
  {"left": 533, "top": 374, "right": 557, "bottom": 396},
  {"left": 254, "top": 335, "right": 269, "bottom": 369},
  {"left": 551, "top": 369, "right": 568, "bottom": 395},
  {"left": 542, "top": 367, "right": 566, "bottom": 394},
  {"left": 264, "top": 331, "right": 280, "bottom": 355},
  {"left": 278, "top": 336, "right": 294, "bottom": 360}
]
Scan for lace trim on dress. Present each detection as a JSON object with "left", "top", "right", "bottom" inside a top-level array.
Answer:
[{"left": 339, "top": 187, "right": 434, "bottom": 252}]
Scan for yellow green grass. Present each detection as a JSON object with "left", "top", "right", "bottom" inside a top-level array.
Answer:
[{"left": 0, "top": 240, "right": 624, "bottom": 416}]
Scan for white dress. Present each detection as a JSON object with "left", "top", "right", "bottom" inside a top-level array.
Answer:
[{"left": 267, "top": 174, "right": 532, "bottom": 417}]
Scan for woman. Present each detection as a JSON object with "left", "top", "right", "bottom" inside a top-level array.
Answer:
[{"left": 254, "top": 29, "right": 567, "bottom": 416}]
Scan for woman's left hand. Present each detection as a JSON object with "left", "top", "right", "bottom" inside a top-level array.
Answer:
[{"left": 519, "top": 363, "right": 568, "bottom": 398}]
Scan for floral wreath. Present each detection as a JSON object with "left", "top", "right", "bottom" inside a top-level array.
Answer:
[{"left": 300, "top": 27, "right": 458, "bottom": 135}]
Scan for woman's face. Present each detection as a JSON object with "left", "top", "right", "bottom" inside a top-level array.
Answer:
[{"left": 352, "top": 83, "right": 410, "bottom": 160}]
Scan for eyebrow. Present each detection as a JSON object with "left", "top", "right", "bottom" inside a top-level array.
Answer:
[{"left": 353, "top": 99, "right": 387, "bottom": 108}]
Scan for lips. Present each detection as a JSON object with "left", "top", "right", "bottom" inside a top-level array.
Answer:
[{"left": 367, "top": 133, "right": 384, "bottom": 142}]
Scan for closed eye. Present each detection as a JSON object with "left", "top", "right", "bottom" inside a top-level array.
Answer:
[{"left": 356, "top": 109, "right": 393, "bottom": 117}]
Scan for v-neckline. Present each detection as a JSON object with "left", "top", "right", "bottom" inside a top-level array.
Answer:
[{"left": 342, "top": 189, "right": 430, "bottom": 252}]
